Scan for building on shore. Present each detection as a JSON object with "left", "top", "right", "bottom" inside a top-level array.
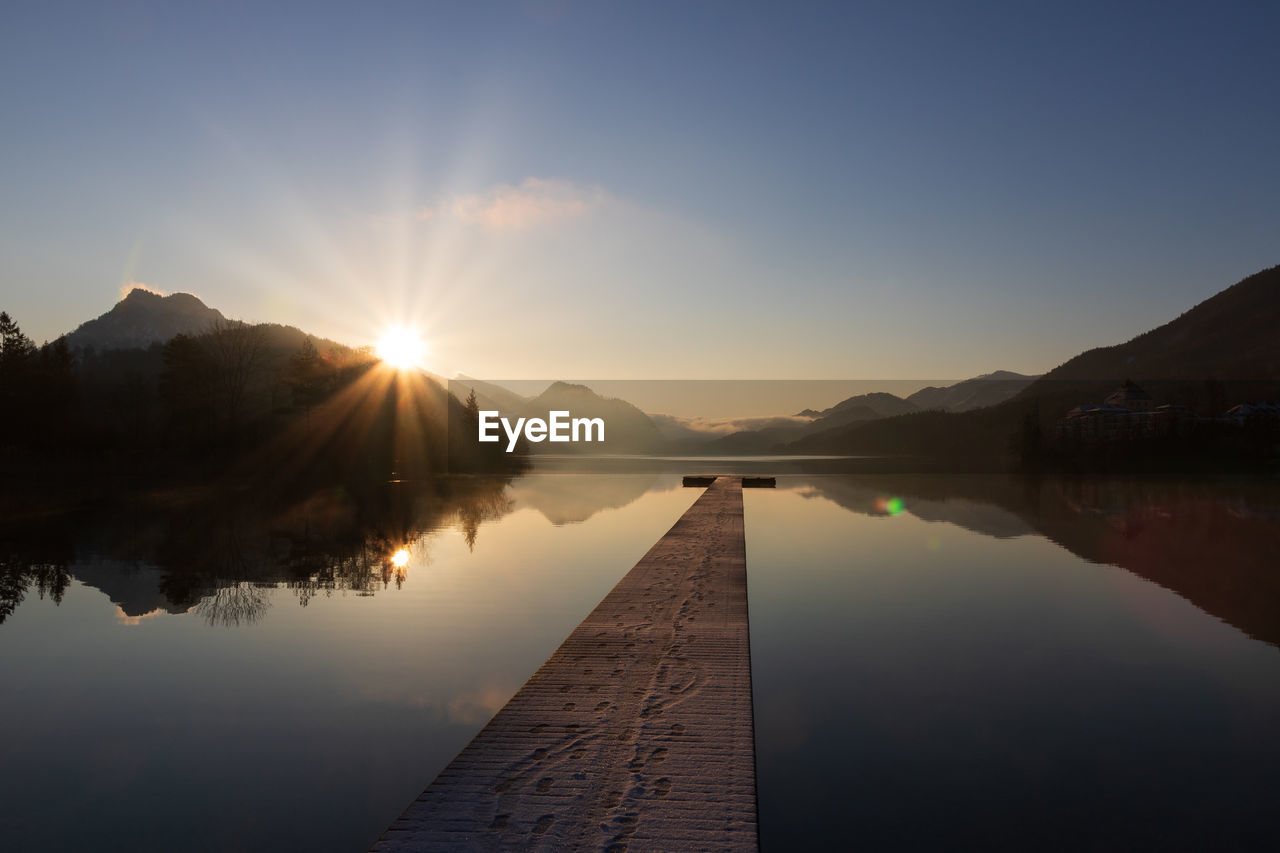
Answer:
[
  {"left": 1057, "top": 383, "right": 1197, "bottom": 442},
  {"left": 1104, "top": 380, "right": 1155, "bottom": 413},
  {"left": 1051, "top": 382, "right": 1280, "bottom": 460},
  {"left": 1223, "top": 402, "right": 1280, "bottom": 427}
]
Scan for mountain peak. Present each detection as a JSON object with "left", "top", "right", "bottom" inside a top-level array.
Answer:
[
  {"left": 120, "top": 288, "right": 210, "bottom": 310},
  {"left": 527, "top": 380, "right": 666, "bottom": 452},
  {"left": 122, "top": 286, "right": 162, "bottom": 302},
  {"left": 976, "top": 370, "right": 1033, "bottom": 382},
  {"left": 906, "top": 370, "right": 1037, "bottom": 412},
  {"left": 544, "top": 381, "right": 594, "bottom": 395},
  {"left": 65, "top": 288, "right": 229, "bottom": 352}
]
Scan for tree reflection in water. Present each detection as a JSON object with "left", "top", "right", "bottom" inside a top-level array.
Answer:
[
  {"left": 5, "top": 472, "right": 1279, "bottom": 641},
  {"left": 0, "top": 560, "right": 71, "bottom": 624},
  {"left": 193, "top": 582, "right": 272, "bottom": 627},
  {"left": 0, "top": 474, "right": 517, "bottom": 626}
]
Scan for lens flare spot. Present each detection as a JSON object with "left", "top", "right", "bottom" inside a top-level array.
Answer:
[
  {"left": 391, "top": 548, "right": 410, "bottom": 568},
  {"left": 874, "top": 496, "right": 906, "bottom": 516}
]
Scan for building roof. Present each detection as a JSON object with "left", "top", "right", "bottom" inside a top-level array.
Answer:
[
  {"left": 1104, "top": 380, "right": 1151, "bottom": 406},
  {"left": 1066, "top": 403, "right": 1133, "bottom": 418},
  {"left": 1225, "top": 402, "right": 1280, "bottom": 418}
]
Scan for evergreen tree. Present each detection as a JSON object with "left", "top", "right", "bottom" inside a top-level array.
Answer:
[
  {"left": 32, "top": 337, "right": 77, "bottom": 448},
  {"left": 0, "top": 312, "right": 37, "bottom": 447},
  {"left": 160, "top": 333, "right": 215, "bottom": 448},
  {"left": 288, "top": 337, "right": 326, "bottom": 415},
  {"left": 0, "top": 311, "right": 36, "bottom": 368}
]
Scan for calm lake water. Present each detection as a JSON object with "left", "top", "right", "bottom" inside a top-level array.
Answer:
[{"left": 3, "top": 463, "right": 1279, "bottom": 851}]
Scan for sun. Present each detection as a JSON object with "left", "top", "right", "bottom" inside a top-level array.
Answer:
[{"left": 375, "top": 326, "right": 427, "bottom": 370}]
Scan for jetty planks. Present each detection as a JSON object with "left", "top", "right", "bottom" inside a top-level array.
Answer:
[{"left": 372, "top": 476, "right": 757, "bottom": 851}]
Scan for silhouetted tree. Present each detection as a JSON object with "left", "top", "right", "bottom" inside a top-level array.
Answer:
[
  {"left": 1013, "top": 403, "right": 1044, "bottom": 469},
  {"left": 287, "top": 337, "right": 327, "bottom": 418},
  {"left": 0, "top": 311, "right": 35, "bottom": 365},
  {"left": 160, "top": 333, "right": 216, "bottom": 447},
  {"left": 206, "top": 319, "right": 267, "bottom": 437},
  {"left": 30, "top": 337, "right": 78, "bottom": 448},
  {"left": 0, "top": 312, "right": 37, "bottom": 447}
]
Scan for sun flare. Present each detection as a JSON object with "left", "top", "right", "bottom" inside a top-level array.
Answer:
[{"left": 375, "top": 327, "right": 427, "bottom": 370}]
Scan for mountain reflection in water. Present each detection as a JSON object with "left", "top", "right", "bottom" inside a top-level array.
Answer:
[
  {"left": 4, "top": 471, "right": 1276, "bottom": 647},
  {"left": 744, "top": 474, "right": 1280, "bottom": 851},
  {"left": 2, "top": 467, "right": 1279, "bottom": 852},
  {"left": 784, "top": 474, "right": 1280, "bottom": 648}
]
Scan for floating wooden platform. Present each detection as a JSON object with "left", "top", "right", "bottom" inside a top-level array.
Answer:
[
  {"left": 372, "top": 476, "right": 757, "bottom": 851},
  {"left": 683, "top": 475, "right": 774, "bottom": 488}
]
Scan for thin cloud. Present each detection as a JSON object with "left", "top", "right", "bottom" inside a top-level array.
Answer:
[{"left": 419, "top": 178, "right": 608, "bottom": 231}]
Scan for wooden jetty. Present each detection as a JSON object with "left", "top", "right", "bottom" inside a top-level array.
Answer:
[
  {"left": 372, "top": 476, "right": 757, "bottom": 851},
  {"left": 682, "top": 475, "right": 774, "bottom": 488}
]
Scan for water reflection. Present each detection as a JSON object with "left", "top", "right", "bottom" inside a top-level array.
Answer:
[
  {"left": 783, "top": 474, "right": 1280, "bottom": 647},
  {"left": 2, "top": 467, "right": 1279, "bottom": 852},
  {"left": 747, "top": 474, "right": 1280, "bottom": 851},
  {"left": 0, "top": 470, "right": 699, "bottom": 853},
  {"left": 507, "top": 470, "right": 672, "bottom": 525},
  {"left": 1, "top": 475, "right": 518, "bottom": 626},
  {"left": 193, "top": 582, "right": 271, "bottom": 627},
  {"left": 4, "top": 471, "right": 1279, "bottom": 646},
  {"left": 1, "top": 471, "right": 686, "bottom": 627},
  {"left": 0, "top": 559, "right": 70, "bottom": 624},
  {"left": 0, "top": 471, "right": 686, "bottom": 627}
]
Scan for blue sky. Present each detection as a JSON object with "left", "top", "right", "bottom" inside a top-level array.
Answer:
[{"left": 3, "top": 1, "right": 1277, "bottom": 378}]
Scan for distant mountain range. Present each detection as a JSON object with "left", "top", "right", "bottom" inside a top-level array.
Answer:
[
  {"left": 526, "top": 382, "right": 666, "bottom": 453},
  {"left": 434, "top": 372, "right": 1042, "bottom": 456},
  {"left": 56, "top": 263, "right": 1278, "bottom": 465},
  {"left": 794, "top": 264, "right": 1280, "bottom": 463},
  {"left": 798, "top": 390, "right": 919, "bottom": 421},
  {"left": 449, "top": 379, "right": 668, "bottom": 454},
  {"left": 459, "top": 255, "right": 1278, "bottom": 460},
  {"left": 907, "top": 370, "right": 1038, "bottom": 412},
  {"left": 708, "top": 376, "right": 1037, "bottom": 453},
  {"left": 64, "top": 288, "right": 229, "bottom": 351},
  {"left": 58, "top": 290, "right": 1042, "bottom": 459}
]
